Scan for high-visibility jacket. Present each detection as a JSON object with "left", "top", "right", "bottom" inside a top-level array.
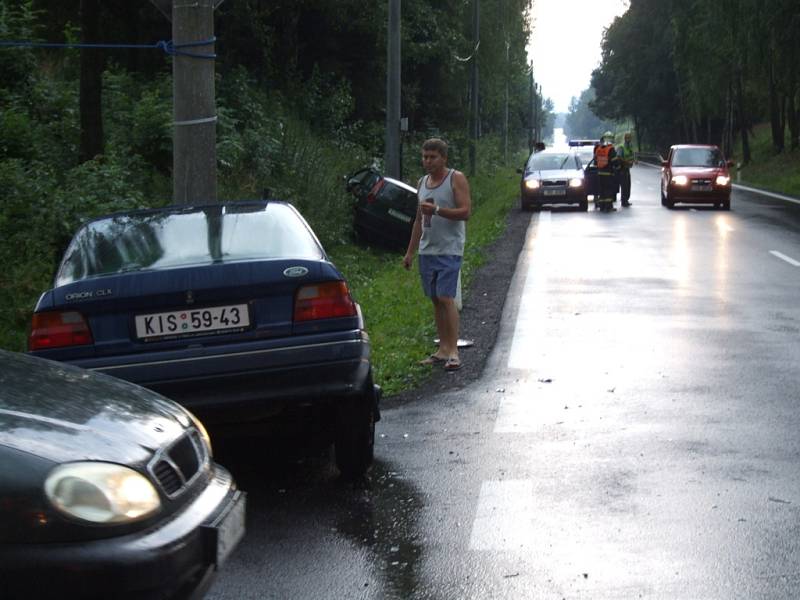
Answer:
[
  {"left": 617, "top": 143, "right": 634, "bottom": 169},
  {"left": 595, "top": 144, "right": 614, "bottom": 169}
]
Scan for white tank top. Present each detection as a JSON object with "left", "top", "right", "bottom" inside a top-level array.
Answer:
[{"left": 418, "top": 169, "right": 466, "bottom": 256}]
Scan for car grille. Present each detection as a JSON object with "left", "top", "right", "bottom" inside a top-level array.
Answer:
[
  {"left": 148, "top": 429, "right": 209, "bottom": 498},
  {"left": 691, "top": 178, "right": 712, "bottom": 185},
  {"left": 542, "top": 179, "right": 567, "bottom": 186}
]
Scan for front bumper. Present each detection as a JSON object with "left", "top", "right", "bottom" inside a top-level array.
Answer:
[
  {"left": 668, "top": 187, "right": 731, "bottom": 204},
  {"left": 521, "top": 188, "right": 586, "bottom": 208},
  {"left": 0, "top": 467, "right": 244, "bottom": 600}
]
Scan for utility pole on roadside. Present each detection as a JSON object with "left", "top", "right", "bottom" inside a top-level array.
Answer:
[
  {"left": 468, "top": 0, "right": 479, "bottom": 176},
  {"left": 385, "top": 0, "right": 401, "bottom": 179},
  {"left": 151, "top": 0, "right": 222, "bottom": 204},
  {"left": 528, "top": 63, "right": 534, "bottom": 152}
]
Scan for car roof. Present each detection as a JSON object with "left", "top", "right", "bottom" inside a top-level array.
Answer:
[
  {"left": 670, "top": 144, "right": 721, "bottom": 150},
  {"left": 80, "top": 199, "right": 287, "bottom": 226}
]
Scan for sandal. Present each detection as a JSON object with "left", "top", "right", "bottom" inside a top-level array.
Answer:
[
  {"left": 443, "top": 357, "right": 462, "bottom": 371},
  {"left": 419, "top": 354, "right": 446, "bottom": 366}
]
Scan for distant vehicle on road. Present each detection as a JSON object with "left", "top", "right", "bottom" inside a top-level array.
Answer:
[
  {"left": 519, "top": 148, "right": 588, "bottom": 211},
  {"left": 28, "top": 200, "right": 380, "bottom": 479},
  {"left": 0, "top": 349, "right": 244, "bottom": 599},
  {"left": 346, "top": 166, "right": 418, "bottom": 250},
  {"left": 661, "top": 144, "right": 733, "bottom": 210}
]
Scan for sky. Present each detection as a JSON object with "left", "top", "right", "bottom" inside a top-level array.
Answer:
[{"left": 527, "top": 0, "right": 629, "bottom": 114}]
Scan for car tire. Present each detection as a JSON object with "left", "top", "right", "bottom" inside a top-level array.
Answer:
[
  {"left": 334, "top": 373, "right": 376, "bottom": 479},
  {"left": 579, "top": 198, "right": 589, "bottom": 212},
  {"left": 722, "top": 198, "right": 731, "bottom": 210}
]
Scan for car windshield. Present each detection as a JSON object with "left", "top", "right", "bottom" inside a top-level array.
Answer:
[
  {"left": 672, "top": 148, "right": 725, "bottom": 167},
  {"left": 56, "top": 202, "right": 324, "bottom": 286},
  {"left": 527, "top": 153, "right": 577, "bottom": 171}
]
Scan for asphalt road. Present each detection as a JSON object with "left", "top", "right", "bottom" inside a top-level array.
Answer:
[{"left": 208, "top": 166, "right": 800, "bottom": 599}]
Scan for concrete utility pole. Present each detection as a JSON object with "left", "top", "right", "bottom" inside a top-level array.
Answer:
[
  {"left": 469, "top": 0, "right": 479, "bottom": 176},
  {"left": 385, "top": 0, "right": 401, "bottom": 179},
  {"left": 151, "top": 0, "right": 221, "bottom": 204}
]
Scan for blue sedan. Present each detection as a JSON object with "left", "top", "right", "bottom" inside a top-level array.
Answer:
[{"left": 28, "top": 200, "right": 379, "bottom": 478}]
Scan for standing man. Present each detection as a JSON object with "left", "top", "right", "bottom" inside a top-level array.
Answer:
[
  {"left": 617, "top": 132, "right": 635, "bottom": 207},
  {"left": 593, "top": 131, "right": 619, "bottom": 211},
  {"left": 403, "top": 138, "right": 472, "bottom": 372}
]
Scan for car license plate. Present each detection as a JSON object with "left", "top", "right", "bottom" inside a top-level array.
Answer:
[
  {"left": 135, "top": 304, "right": 250, "bottom": 340},
  {"left": 210, "top": 491, "right": 246, "bottom": 566},
  {"left": 691, "top": 184, "right": 712, "bottom": 192},
  {"left": 388, "top": 208, "right": 412, "bottom": 223},
  {"left": 543, "top": 189, "right": 566, "bottom": 196}
]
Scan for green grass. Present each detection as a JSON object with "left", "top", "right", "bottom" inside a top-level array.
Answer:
[
  {"left": 735, "top": 123, "right": 800, "bottom": 197},
  {"left": 328, "top": 166, "right": 522, "bottom": 396}
]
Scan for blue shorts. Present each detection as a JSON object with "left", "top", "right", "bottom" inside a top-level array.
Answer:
[{"left": 418, "top": 254, "right": 462, "bottom": 299}]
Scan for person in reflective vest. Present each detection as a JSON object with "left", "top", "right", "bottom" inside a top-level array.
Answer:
[
  {"left": 594, "top": 131, "right": 619, "bottom": 208},
  {"left": 616, "top": 132, "right": 635, "bottom": 207}
]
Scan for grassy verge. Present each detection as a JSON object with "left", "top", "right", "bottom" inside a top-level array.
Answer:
[
  {"left": 328, "top": 166, "right": 521, "bottom": 396},
  {"left": 735, "top": 123, "right": 800, "bottom": 197}
]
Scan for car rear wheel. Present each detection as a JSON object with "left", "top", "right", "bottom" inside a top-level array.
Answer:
[{"left": 334, "top": 373, "right": 376, "bottom": 479}]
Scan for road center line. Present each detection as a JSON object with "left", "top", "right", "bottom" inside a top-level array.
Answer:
[
  {"left": 469, "top": 480, "right": 535, "bottom": 551},
  {"left": 770, "top": 250, "right": 800, "bottom": 267}
]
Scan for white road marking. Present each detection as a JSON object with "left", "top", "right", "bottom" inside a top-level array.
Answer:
[
  {"left": 770, "top": 251, "right": 800, "bottom": 267},
  {"left": 469, "top": 480, "right": 535, "bottom": 551},
  {"left": 736, "top": 184, "right": 800, "bottom": 205}
]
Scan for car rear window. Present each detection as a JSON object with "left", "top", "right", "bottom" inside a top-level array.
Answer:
[
  {"left": 672, "top": 148, "right": 724, "bottom": 167},
  {"left": 56, "top": 202, "right": 324, "bottom": 286}
]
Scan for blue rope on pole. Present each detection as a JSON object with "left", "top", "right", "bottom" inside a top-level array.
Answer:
[{"left": 0, "top": 37, "right": 217, "bottom": 59}]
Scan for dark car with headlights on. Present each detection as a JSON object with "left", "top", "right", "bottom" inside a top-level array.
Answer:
[
  {"left": 0, "top": 349, "right": 245, "bottom": 600},
  {"left": 28, "top": 200, "right": 380, "bottom": 479},
  {"left": 661, "top": 144, "right": 733, "bottom": 210},
  {"left": 345, "top": 166, "right": 418, "bottom": 249},
  {"left": 519, "top": 149, "right": 588, "bottom": 211}
]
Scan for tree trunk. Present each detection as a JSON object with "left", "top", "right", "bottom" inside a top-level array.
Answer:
[
  {"left": 79, "top": 0, "right": 104, "bottom": 163},
  {"left": 788, "top": 87, "right": 799, "bottom": 151},
  {"left": 736, "top": 71, "right": 751, "bottom": 165},
  {"left": 768, "top": 57, "right": 784, "bottom": 153}
]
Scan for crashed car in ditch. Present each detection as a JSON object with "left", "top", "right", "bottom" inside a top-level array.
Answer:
[{"left": 345, "top": 166, "right": 417, "bottom": 249}]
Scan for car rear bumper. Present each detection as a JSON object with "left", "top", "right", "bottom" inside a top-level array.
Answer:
[
  {"left": 65, "top": 330, "right": 372, "bottom": 421},
  {"left": 0, "top": 467, "right": 243, "bottom": 600}
]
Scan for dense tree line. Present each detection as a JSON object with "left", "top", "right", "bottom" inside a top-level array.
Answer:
[{"left": 589, "top": 0, "right": 799, "bottom": 161}]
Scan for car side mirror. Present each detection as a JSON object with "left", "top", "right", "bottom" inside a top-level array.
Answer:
[
  {"left": 727, "top": 160, "right": 735, "bottom": 168},
  {"left": 516, "top": 167, "right": 523, "bottom": 174}
]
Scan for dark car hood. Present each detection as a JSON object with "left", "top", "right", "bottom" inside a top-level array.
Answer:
[
  {"left": 525, "top": 168, "right": 584, "bottom": 180},
  {"left": 0, "top": 351, "right": 188, "bottom": 465}
]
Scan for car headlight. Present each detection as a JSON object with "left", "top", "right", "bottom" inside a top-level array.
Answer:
[
  {"left": 568, "top": 178, "right": 583, "bottom": 188},
  {"left": 716, "top": 175, "right": 731, "bottom": 186},
  {"left": 671, "top": 175, "right": 689, "bottom": 186},
  {"left": 45, "top": 462, "right": 161, "bottom": 524},
  {"left": 524, "top": 179, "right": 540, "bottom": 190},
  {"left": 187, "top": 409, "right": 213, "bottom": 457}
]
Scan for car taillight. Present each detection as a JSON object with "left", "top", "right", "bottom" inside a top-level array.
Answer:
[
  {"left": 293, "top": 282, "right": 357, "bottom": 322},
  {"left": 366, "top": 179, "right": 385, "bottom": 204},
  {"left": 28, "top": 311, "right": 93, "bottom": 350}
]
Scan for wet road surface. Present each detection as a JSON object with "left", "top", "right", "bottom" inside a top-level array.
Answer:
[{"left": 208, "top": 166, "right": 800, "bottom": 599}]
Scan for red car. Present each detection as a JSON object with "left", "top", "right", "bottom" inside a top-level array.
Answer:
[{"left": 661, "top": 144, "right": 734, "bottom": 210}]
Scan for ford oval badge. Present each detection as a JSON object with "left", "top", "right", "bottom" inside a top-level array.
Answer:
[{"left": 283, "top": 266, "right": 309, "bottom": 278}]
